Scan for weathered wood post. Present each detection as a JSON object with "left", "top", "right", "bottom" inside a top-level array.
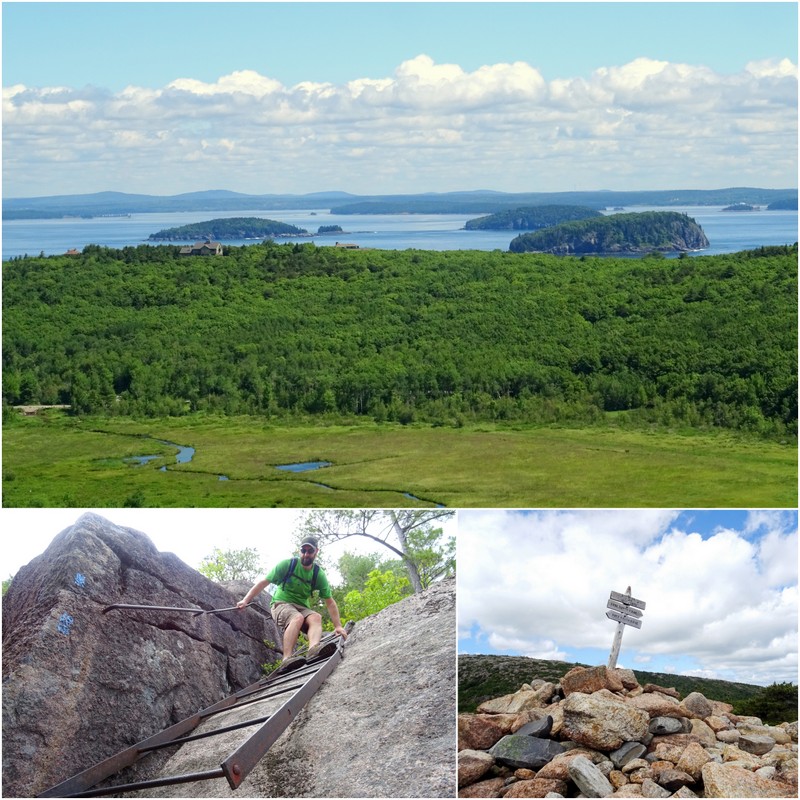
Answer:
[{"left": 606, "top": 586, "right": 646, "bottom": 669}]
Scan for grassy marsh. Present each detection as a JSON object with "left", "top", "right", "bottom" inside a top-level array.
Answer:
[{"left": 3, "top": 413, "right": 795, "bottom": 508}]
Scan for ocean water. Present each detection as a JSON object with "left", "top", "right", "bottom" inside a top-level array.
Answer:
[{"left": 2, "top": 205, "right": 797, "bottom": 260}]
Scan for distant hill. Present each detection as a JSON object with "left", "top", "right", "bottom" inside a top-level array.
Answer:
[
  {"left": 458, "top": 653, "right": 765, "bottom": 714},
  {"left": 464, "top": 205, "right": 602, "bottom": 231},
  {"left": 769, "top": 196, "right": 799, "bottom": 210},
  {"left": 4, "top": 187, "right": 797, "bottom": 220},
  {"left": 509, "top": 211, "right": 710, "bottom": 254},
  {"left": 148, "top": 217, "right": 308, "bottom": 241}
]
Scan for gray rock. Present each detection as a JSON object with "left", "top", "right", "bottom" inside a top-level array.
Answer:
[
  {"left": 649, "top": 716, "right": 685, "bottom": 735},
  {"left": 680, "top": 691, "right": 713, "bottom": 719},
  {"left": 567, "top": 754, "right": 614, "bottom": 798},
  {"left": 516, "top": 715, "right": 554, "bottom": 738},
  {"left": 738, "top": 733, "right": 777, "bottom": 755},
  {"left": 656, "top": 768, "right": 694, "bottom": 791},
  {"left": 641, "top": 778, "right": 672, "bottom": 798},
  {"left": 562, "top": 692, "right": 650, "bottom": 751},
  {"left": 489, "top": 734, "right": 566, "bottom": 770},
  {"left": 610, "top": 741, "right": 647, "bottom": 768},
  {"left": 2, "top": 513, "right": 282, "bottom": 798}
]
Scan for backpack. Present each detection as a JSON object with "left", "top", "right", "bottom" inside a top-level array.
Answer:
[{"left": 281, "top": 557, "right": 319, "bottom": 594}]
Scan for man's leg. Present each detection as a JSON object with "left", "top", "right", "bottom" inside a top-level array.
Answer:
[
  {"left": 303, "top": 611, "right": 323, "bottom": 650},
  {"left": 273, "top": 603, "right": 306, "bottom": 661},
  {"left": 281, "top": 612, "right": 305, "bottom": 660}
]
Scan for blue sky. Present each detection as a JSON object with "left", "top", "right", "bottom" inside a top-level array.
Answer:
[
  {"left": 458, "top": 509, "right": 798, "bottom": 686},
  {"left": 4, "top": 3, "right": 797, "bottom": 90},
  {"left": 1, "top": 508, "right": 454, "bottom": 586},
  {"left": 3, "top": 2, "right": 798, "bottom": 196}
]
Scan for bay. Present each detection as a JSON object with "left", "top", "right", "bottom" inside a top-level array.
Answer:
[{"left": 2, "top": 205, "right": 797, "bottom": 261}]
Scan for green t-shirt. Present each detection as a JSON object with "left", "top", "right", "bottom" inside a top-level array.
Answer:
[{"left": 266, "top": 558, "right": 331, "bottom": 608}]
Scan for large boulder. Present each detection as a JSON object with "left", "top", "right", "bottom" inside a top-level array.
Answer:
[
  {"left": 562, "top": 691, "right": 650, "bottom": 751},
  {"left": 459, "top": 713, "right": 508, "bottom": 751},
  {"left": 2, "top": 513, "right": 282, "bottom": 798},
  {"left": 702, "top": 761, "right": 797, "bottom": 797},
  {"left": 560, "top": 665, "right": 624, "bottom": 696}
]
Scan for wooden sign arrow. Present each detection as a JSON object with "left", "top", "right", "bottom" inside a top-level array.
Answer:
[
  {"left": 609, "top": 590, "right": 646, "bottom": 610},
  {"left": 606, "top": 609, "right": 642, "bottom": 629},
  {"left": 607, "top": 599, "right": 644, "bottom": 617}
]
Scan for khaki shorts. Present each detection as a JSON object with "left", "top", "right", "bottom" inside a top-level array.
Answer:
[{"left": 271, "top": 601, "right": 318, "bottom": 632}]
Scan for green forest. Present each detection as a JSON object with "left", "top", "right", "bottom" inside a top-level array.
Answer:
[
  {"left": 149, "top": 217, "right": 308, "bottom": 240},
  {"left": 510, "top": 211, "right": 710, "bottom": 254},
  {"left": 464, "top": 205, "right": 601, "bottom": 231},
  {"left": 2, "top": 242, "right": 796, "bottom": 439}
]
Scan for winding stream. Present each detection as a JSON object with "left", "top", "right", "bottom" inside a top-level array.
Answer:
[{"left": 124, "top": 438, "right": 444, "bottom": 506}]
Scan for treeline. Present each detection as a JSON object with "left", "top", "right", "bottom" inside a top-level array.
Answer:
[
  {"left": 464, "top": 205, "right": 601, "bottom": 231},
  {"left": 510, "top": 211, "right": 709, "bottom": 254},
  {"left": 149, "top": 217, "right": 307, "bottom": 240},
  {"left": 457, "top": 654, "right": 785, "bottom": 718},
  {"left": 2, "top": 242, "right": 796, "bottom": 437}
]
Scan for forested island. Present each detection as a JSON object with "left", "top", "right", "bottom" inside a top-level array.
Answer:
[
  {"left": 148, "top": 217, "right": 308, "bottom": 241},
  {"left": 509, "top": 211, "right": 710, "bottom": 254},
  {"left": 464, "top": 205, "right": 601, "bottom": 231},
  {"left": 723, "top": 203, "right": 757, "bottom": 212},
  {"left": 3, "top": 242, "right": 795, "bottom": 439}
]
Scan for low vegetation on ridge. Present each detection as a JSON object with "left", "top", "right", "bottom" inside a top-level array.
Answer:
[{"left": 458, "top": 654, "right": 796, "bottom": 724}]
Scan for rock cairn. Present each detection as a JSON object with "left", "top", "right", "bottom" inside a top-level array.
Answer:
[{"left": 458, "top": 665, "right": 797, "bottom": 798}]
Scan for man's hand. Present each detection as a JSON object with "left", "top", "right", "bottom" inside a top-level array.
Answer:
[
  {"left": 236, "top": 599, "right": 249, "bottom": 610},
  {"left": 334, "top": 625, "right": 348, "bottom": 640}
]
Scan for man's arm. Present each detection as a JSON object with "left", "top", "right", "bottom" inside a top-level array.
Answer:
[
  {"left": 237, "top": 578, "right": 269, "bottom": 609},
  {"left": 325, "top": 596, "right": 348, "bottom": 638}
]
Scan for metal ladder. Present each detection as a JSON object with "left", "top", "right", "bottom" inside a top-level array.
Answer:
[{"left": 38, "top": 624, "right": 352, "bottom": 797}]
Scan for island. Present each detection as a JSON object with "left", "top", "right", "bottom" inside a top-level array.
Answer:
[
  {"left": 148, "top": 217, "right": 308, "bottom": 241},
  {"left": 767, "top": 197, "right": 798, "bottom": 211},
  {"left": 722, "top": 203, "right": 758, "bottom": 212},
  {"left": 317, "top": 224, "right": 344, "bottom": 234},
  {"left": 464, "top": 205, "right": 601, "bottom": 231},
  {"left": 508, "top": 211, "right": 710, "bottom": 255}
]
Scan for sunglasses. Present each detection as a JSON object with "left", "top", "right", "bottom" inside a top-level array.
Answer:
[{"left": 300, "top": 546, "right": 317, "bottom": 555}]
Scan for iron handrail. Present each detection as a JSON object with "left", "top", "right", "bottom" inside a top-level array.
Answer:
[
  {"left": 38, "top": 622, "right": 352, "bottom": 797},
  {"left": 102, "top": 603, "right": 246, "bottom": 616}
]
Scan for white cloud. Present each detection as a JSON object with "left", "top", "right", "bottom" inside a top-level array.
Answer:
[
  {"left": 458, "top": 510, "right": 798, "bottom": 685},
  {"left": 746, "top": 58, "right": 798, "bottom": 79},
  {"left": 3, "top": 55, "right": 797, "bottom": 195}
]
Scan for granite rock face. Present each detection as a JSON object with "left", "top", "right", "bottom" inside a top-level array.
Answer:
[
  {"left": 2, "top": 513, "right": 282, "bottom": 798},
  {"left": 238, "top": 577, "right": 457, "bottom": 798}
]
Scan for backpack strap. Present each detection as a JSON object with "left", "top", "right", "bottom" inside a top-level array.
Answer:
[
  {"left": 281, "top": 557, "right": 299, "bottom": 588},
  {"left": 281, "top": 558, "right": 320, "bottom": 595}
]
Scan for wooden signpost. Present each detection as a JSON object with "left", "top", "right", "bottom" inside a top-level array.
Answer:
[{"left": 606, "top": 586, "right": 646, "bottom": 669}]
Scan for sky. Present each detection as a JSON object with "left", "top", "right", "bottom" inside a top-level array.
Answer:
[
  {"left": 458, "top": 509, "right": 798, "bottom": 687},
  {"left": 2, "top": 2, "right": 797, "bottom": 197},
  {"left": 0, "top": 508, "right": 451, "bottom": 586}
]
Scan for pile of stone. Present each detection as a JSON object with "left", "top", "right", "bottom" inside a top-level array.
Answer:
[{"left": 458, "top": 665, "right": 797, "bottom": 798}]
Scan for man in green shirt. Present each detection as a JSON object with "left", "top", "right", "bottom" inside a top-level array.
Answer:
[{"left": 237, "top": 537, "right": 347, "bottom": 668}]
